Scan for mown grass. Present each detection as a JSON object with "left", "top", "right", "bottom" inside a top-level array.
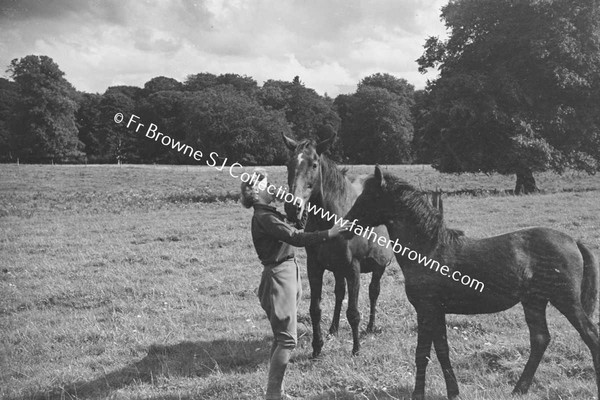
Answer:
[
  {"left": 1, "top": 164, "right": 599, "bottom": 400},
  {"left": 1, "top": 164, "right": 599, "bottom": 217}
]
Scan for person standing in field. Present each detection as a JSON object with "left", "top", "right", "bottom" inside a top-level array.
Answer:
[{"left": 241, "top": 167, "right": 348, "bottom": 400}]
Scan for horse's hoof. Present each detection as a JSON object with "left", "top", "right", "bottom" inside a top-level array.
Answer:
[
  {"left": 446, "top": 388, "right": 460, "bottom": 400},
  {"left": 365, "top": 325, "right": 382, "bottom": 334},
  {"left": 311, "top": 349, "right": 323, "bottom": 360},
  {"left": 512, "top": 386, "right": 528, "bottom": 395},
  {"left": 351, "top": 348, "right": 360, "bottom": 356},
  {"left": 411, "top": 393, "right": 424, "bottom": 400}
]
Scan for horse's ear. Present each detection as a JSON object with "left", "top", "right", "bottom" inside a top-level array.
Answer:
[
  {"left": 282, "top": 133, "right": 298, "bottom": 151},
  {"left": 316, "top": 132, "right": 337, "bottom": 155},
  {"left": 374, "top": 165, "right": 386, "bottom": 189}
]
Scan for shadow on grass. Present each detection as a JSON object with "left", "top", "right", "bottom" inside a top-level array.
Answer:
[
  {"left": 307, "top": 385, "right": 448, "bottom": 400},
  {"left": 24, "top": 338, "right": 272, "bottom": 400},
  {"left": 66, "top": 385, "right": 449, "bottom": 400}
]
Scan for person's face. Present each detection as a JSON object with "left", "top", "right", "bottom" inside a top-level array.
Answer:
[{"left": 255, "top": 176, "right": 275, "bottom": 204}]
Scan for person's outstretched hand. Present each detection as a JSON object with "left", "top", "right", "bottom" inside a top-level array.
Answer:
[{"left": 328, "top": 222, "right": 350, "bottom": 238}]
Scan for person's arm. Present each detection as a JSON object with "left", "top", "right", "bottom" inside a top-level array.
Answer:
[{"left": 256, "top": 212, "right": 344, "bottom": 247}]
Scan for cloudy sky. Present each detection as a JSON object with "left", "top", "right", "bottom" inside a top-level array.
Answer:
[{"left": 0, "top": 0, "right": 448, "bottom": 96}]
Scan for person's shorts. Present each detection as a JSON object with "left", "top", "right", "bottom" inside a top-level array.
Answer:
[{"left": 258, "top": 259, "right": 302, "bottom": 348}]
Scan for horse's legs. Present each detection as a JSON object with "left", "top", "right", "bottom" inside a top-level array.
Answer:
[
  {"left": 512, "top": 300, "right": 550, "bottom": 394},
  {"left": 308, "top": 261, "right": 325, "bottom": 358},
  {"left": 550, "top": 298, "right": 600, "bottom": 399},
  {"left": 345, "top": 259, "right": 362, "bottom": 355},
  {"left": 328, "top": 271, "right": 346, "bottom": 336},
  {"left": 412, "top": 310, "right": 435, "bottom": 400},
  {"left": 366, "top": 264, "right": 384, "bottom": 333},
  {"left": 432, "top": 312, "right": 459, "bottom": 400}
]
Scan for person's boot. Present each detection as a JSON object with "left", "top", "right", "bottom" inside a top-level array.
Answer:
[{"left": 265, "top": 345, "right": 291, "bottom": 400}]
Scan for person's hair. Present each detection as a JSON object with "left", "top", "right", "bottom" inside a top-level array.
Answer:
[
  {"left": 240, "top": 180, "right": 259, "bottom": 208},
  {"left": 240, "top": 168, "right": 268, "bottom": 208}
]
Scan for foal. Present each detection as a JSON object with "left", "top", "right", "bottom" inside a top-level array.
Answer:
[{"left": 344, "top": 166, "right": 599, "bottom": 400}]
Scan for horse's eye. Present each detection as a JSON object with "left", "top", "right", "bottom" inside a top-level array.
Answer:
[{"left": 307, "top": 184, "right": 313, "bottom": 189}]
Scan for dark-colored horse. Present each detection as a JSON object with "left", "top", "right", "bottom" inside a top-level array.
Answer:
[
  {"left": 344, "top": 166, "right": 599, "bottom": 400},
  {"left": 282, "top": 134, "right": 394, "bottom": 357}
]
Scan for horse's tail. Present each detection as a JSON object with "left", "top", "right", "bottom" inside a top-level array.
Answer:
[{"left": 577, "top": 241, "right": 599, "bottom": 317}]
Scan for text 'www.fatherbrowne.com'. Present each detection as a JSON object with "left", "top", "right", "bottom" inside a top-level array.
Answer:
[{"left": 114, "top": 112, "right": 485, "bottom": 293}]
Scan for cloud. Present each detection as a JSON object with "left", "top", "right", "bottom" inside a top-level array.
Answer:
[
  {"left": 0, "top": 0, "right": 127, "bottom": 25},
  {"left": 0, "top": 0, "right": 447, "bottom": 95}
]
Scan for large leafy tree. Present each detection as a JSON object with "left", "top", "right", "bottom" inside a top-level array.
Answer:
[
  {"left": 417, "top": 0, "right": 600, "bottom": 193},
  {"left": 336, "top": 73, "right": 414, "bottom": 164},
  {"left": 8, "top": 55, "right": 83, "bottom": 162},
  {"left": 135, "top": 90, "right": 191, "bottom": 163},
  {"left": 411, "top": 89, "right": 433, "bottom": 163},
  {"left": 0, "top": 78, "right": 22, "bottom": 161},
  {"left": 144, "top": 76, "right": 182, "bottom": 94},
  {"left": 286, "top": 77, "right": 340, "bottom": 144},
  {"left": 183, "top": 72, "right": 219, "bottom": 92},
  {"left": 359, "top": 73, "right": 415, "bottom": 101},
  {"left": 258, "top": 76, "right": 342, "bottom": 159},
  {"left": 76, "top": 87, "right": 142, "bottom": 163},
  {"left": 216, "top": 73, "right": 258, "bottom": 95},
  {"left": 75, "top": 92, "right": 103, "bottom": 161},
  {"left": 183, "top": 72, "right": 257, "bottom": 96},
  {"left": 104, "top": 85, "right": 145, "bottom": 102},
  {"left": 96, "top": 92, "right": 137, "bottom": 163},
  {"left": 183, "top": 86, "right": 290, "bottom": 165}
]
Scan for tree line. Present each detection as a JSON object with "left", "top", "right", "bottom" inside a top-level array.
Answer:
[
  {"left": 0, "top": 60, "right": 415, "bottom": 166},
  {"left": 1, "top": 0, "right": 599, "bottom": 193}
]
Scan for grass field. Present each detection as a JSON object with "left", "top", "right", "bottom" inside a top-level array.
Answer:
[{"left": 1, "top": 164, "right": 599, "bottom": 400}]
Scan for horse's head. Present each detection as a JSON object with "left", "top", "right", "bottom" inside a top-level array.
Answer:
[
  {"left": 282, "top": 132, "right": 336, "bottom": 222},
  {"left": 344, "top": 165, "right": 395, "bottom": 231}
]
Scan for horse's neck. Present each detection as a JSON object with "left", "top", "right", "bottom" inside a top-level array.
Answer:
[
  {"left": 391, "top": 193, "right": 447, "bottom": 256},
  {"left": 317, "top": 158, "right": 354, "bottom": 215},
  {"left": 386, "top": 220, "right": 431, "bottom": 255}
]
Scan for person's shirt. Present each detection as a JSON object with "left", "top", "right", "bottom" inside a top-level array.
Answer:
[{"left": 251, "top": 203, "right": 329, "bottom": 266}]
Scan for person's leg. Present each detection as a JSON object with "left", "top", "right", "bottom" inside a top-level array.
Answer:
[
  {"left": 266, "top": 344, "right": 292, "bottom": 400},
  {"left": 265, "top": 260, "right": 299, "bottom": 400},
  {"left": 258, "top": 267, "right": 282, "bottom": 398},
  {"left": 258, "top": 267, "right": 272, "bottom": 318}
]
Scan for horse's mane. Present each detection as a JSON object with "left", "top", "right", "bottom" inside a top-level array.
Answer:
[
  {"left": 378, "top": 173, "right": 463, "bottom": 245},
  {"left": 319, "top": 156, "right": 351, "bottom": 206},
  {"left": 295, "top": 139, "right": 351, "bottom": 207}
]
